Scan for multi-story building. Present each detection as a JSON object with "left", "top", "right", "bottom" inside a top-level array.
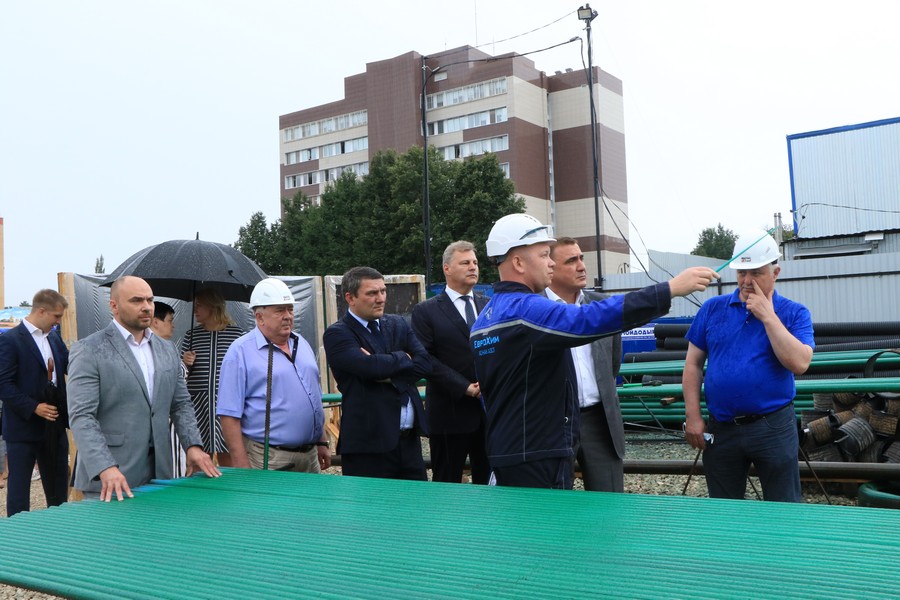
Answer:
[{"left": 279, "top": 45, "right": 630, "bottom": 285}]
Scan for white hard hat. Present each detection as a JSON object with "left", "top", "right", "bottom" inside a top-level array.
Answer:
[
  {"left": 485, "top": 213, "right": 556, "bottom": 259},
  {"left": 250, "top": 278, "right": 294, "bottom": 307},
  {"left": 728, "top": 229, "right": 781, "bottom": 270}
]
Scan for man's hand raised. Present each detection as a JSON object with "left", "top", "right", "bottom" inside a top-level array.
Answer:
[{"left": 668, "top": 267, "right": 719, "bottom": 297}]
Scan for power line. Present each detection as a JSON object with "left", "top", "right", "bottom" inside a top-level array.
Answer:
[{"left": 474, "top": 10, "right": 576, "bottom": 49}]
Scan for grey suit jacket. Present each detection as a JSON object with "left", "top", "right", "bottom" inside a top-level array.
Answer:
[
  {"left": 68, "top": 321, "right": 203, "bottom": 492},
  {"left": 582, "top": 290, "right": 625, "bottom": 459},
  {"left": 544, "top": 289, "right": 625, "bottom": 459}
]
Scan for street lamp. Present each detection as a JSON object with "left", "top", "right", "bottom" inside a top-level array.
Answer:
[
  {"left": 421, "top": 55, "right": 434, "bottom": 289},
  {"left": 578, "top": 3, "right": 603, "bottom": 289}
]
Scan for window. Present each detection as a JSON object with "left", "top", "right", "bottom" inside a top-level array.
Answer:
[
  {"left": 439, "top": 135, "right": 509, "bottom": 160},
  {"left": 426, "top": 77, "right": 507, "bottom": 110},
  {"left": 426, "top": 108, "right": 505, "bottom": 137},
  {"left": 286, "top": 111, "right": 368, "bottom": 143}
]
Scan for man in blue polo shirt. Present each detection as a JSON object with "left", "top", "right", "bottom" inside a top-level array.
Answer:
[{"left": 683, "top": 229, "right": 814, "bottom": 502}]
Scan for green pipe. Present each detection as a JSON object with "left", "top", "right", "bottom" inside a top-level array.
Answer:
[
  {"left": 617, "top": 378, "right": 900, "bottom": 398},
  {"left": 620, "top": 349, "right": 900, "bottom": 377}
]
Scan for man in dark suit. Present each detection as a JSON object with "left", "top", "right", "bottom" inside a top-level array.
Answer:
[
  {"left": 546, "top": 238, "right": 625, "bottom": 492},
  {"left": 0, "top": 289, "right": 71, "bottom": 516},
  {"left": 412, "top": 241, "right": 489, "bottom": 484},
  {"left": 323, "top": 266, "right": 431, "bottom": 480},
  {"left": 67, "top": 276, "right": 220, "bottom": 502}
]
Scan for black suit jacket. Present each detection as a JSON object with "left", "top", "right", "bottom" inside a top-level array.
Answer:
[
  {"left": 323, "top": 312, "right": 431, "bottom": 454},
  {"left": 411, "top": 291, "right": 488, "bottom": 435},
  {"left": 0, "top": 322, "right": 69, "bottom": 443}
]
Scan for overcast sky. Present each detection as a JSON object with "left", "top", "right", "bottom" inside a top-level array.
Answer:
[{"left": 2, "top": 0, "right": 898, "bottom": 306}]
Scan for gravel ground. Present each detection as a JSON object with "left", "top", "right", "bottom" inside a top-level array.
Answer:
[{"left": 0, "top": 434, "right": 859, "bottom": 598}]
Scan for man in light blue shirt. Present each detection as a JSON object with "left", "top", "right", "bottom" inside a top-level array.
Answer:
[{"left": 217, "top": 278, "right": 329, "bottom": 473}]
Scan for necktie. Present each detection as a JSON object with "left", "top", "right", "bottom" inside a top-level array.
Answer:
[
  {"left": 367, "top": 320, "right": 384, "bottom": 352},
  {"left": 462, "top": 296, "right": 476, "bottom": 328}
]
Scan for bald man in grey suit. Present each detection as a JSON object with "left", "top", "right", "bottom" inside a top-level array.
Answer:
[
  {"left": 68, "top": 276, "right": 220, "bottom": 501},
  {"left": 546, "top": 239, "right": 625, "bottom": 492}
]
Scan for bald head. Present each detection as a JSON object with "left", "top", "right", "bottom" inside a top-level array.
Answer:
[{"left": 109, "top": 276, "right": 155, "bottom": 337}]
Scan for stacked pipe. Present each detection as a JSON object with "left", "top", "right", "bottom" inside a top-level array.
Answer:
[
  {"left": 800, "top": 350, "right": 900, "bottom": 465},
  {"left": 618, "top": 322, "right": 900, "bottom": 433},
  {"left": 622, "top": 321, "right": 900, "bottom": 383}
]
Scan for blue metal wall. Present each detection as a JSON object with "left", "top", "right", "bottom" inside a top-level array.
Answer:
[{"left": 787, "top": 117, "right": 900, "bottom": 238}]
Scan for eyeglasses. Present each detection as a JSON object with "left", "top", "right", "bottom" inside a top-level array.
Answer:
[{"left": 518, "top": 225, "right": 553, "bottom": 240}]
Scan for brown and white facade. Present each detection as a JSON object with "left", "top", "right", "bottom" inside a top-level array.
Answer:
[{"left": 279, "top": 46, "right": 630, "bottom": 285}]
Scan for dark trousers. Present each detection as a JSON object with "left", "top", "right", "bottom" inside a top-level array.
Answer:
[
  {"left": 575, "top": 405, "right": 624, "bottom": 492},
  {"left": 429, "top": 422, "right": 490, "bottom": 485},
  {"left": 6, "top": 431, "right": 69, "bottom": 517},
  {"left": 493, "top": 456, "right": 575, "bottom": 490},
  {"left": 704, "top": 403, "right": 801, "bottom": 502},
  {"left": 341, "top": 432, "right": 427, "bottom": 481}
]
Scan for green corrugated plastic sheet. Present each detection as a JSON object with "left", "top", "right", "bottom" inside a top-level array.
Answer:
[{"left": 2, "top": 469, "right": 900, "bottom": 599}]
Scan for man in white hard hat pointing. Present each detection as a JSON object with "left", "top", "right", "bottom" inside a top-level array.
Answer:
[
  {"left": 217, "top": 278, "right": 330, "bottom": 472},
  {"left": 683, "top": 229, "right": 814, "bottom": 502},
  {"left": 471, "top": 214, "right": 718, "bottom": 489}
]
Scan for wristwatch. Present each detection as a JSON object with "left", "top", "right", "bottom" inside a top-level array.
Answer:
[{"left": 316, "top": 440, "right": 330, "bottom": 448}]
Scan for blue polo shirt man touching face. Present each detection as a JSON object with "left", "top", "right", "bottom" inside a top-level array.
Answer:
[{"left": 683, "top": 230, "right": 814, "bottom": 502}]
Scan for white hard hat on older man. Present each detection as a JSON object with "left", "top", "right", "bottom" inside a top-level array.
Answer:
[
  {"left": 249, "top": 278, "right": 294, "bottom": 308},
  {"left": 728, "top": 229, "right": 781, "bottom": 270}
]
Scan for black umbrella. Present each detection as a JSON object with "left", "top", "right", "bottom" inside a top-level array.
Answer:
[{"left": 101, "top": 237, "right": 267, "bottom": 302}]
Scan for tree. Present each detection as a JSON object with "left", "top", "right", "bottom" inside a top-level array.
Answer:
[
  {"left": 234, "top": 211, "right": 279, "bottom": 274},
  {"left": 691, "top": 223, "right": 737, "bottom": 260},
  {"left": 779, "top": 224, "right": 795, "bottom": 242},
  {"left": 94, "top": 254, "right": 105, "bottom": 274},
  {"left": 235, "top": 147, "right": 525, "bottom": 282},
  {"left": 19, "top": 300, "right": 30, "bottom": 307}
]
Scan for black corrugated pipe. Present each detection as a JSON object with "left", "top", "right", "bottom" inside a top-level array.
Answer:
[
  {"left": 654, "top": 323, "right": 690, "bottom": 338},
  {"left": 661, "top": 337, "right": 690, "bottom": 350},
  {"left": 815, "top": 335, "right": 900, "bottom": 345},
  {"left": 814, "top": 322, "right": 900, "bottom": 336},
  {"left": 815, "top": 339, "right": 900, "bottom": 353},
  {"left": 622, "top": 350, "right": 688, "bottom": 363}
]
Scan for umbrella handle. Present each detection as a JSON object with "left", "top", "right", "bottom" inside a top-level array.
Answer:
[{"left": 263, "top": 342, "right": 274, "bottom": 470}]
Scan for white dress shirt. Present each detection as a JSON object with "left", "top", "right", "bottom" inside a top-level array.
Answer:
[
  {"left": 23, "top": 319, "right": 56, "bottom": 384},
  {"left": 545, "top": 287, "right": 601, "bottom": 409},
  {"left": 112, "top": 320, "right": 156, "bottom": 401},
  {"left": 444, "top": 286, "right": 477, "bottom": 322}
]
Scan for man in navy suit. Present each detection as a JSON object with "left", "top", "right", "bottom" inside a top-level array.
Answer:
[
  {"left": 323, "top": 267, "right": 431, "bottom": 480},
  {"left": 412, "top": 241, "right": 489, "bottom": 484},
  {"left": 0, "top": 289, "right": 70, "bottom": 516}
]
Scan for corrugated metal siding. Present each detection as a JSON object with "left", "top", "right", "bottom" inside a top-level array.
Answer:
[
  {"left": 2, "top": 469, "right": 900, "bottom": 599},
  {"left": 783, "top": 232, "right": 900, "bottom": 258},
  {"left": 788, "top": 118, "right": 900, "bottom": 238},
  {"left": 604, "top": 251, "right": 900, "bottom": 322}
]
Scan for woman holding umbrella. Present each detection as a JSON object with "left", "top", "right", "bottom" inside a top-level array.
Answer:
[{"left": 181, "top": 288, "right": 244, "bottom": 467}]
